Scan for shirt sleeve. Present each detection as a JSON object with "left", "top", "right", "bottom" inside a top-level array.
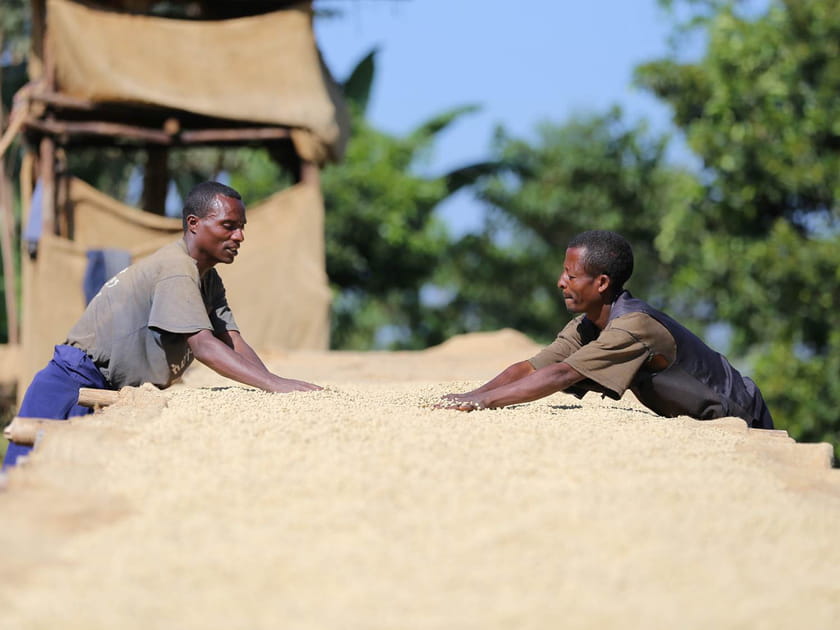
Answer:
[
  {"left": 148, "top": 274, "right": 213, "bottom": 334},
  {"left": 528, "top": 316, "right": 588, "bottom": 370},
  {"left": 205, "top": 271, "right": 240, "bottom": 334},
  {"left": 561, "top": 322, "right": 653, "bottom": 397}
]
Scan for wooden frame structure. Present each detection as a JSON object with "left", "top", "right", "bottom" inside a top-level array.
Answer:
[{"left": 0, "top": 0, "right": 349, "bottom": 395}]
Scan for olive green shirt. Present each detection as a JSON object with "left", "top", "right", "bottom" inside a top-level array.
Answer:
[{"left": 528, "top": 312, "right": 677, "bottom": 398}]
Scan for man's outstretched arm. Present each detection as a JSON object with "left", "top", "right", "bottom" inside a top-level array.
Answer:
[
  {"left": 215, "top": 329, "right": 269, "bottom": 370},
  {"left": 441, "top": 360, "right": 537, "bottom": 401},
  {"left": 187, "top": 329, "right": 321, "bottom": 393},
  {"left": 440, "top": 362, "right": 584, "bottom": 411}
]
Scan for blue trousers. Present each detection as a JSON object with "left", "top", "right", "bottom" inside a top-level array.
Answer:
[{"left": 3, "top": 345, "right": 111, "bottom": 469}]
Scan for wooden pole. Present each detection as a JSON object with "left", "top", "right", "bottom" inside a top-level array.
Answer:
[
  {"left": 39, "top": 18, "right": 57, "bottom": 237},
  {"left": 38, "top": 135, "right": 55, "bottom": 236},
  {"left": 16, "top": 152, "right": 34, "bottom": 407},
  {"left": 23, "top": 118, "right": 294, "bottom": 147},
  {"left": 0, "top": 60, "right": 20, "bottom": 344},
  {"left": 3, "top": 416, "right": 72, "bottom": 446},
  {"left": 299, "top": 159, "right": 320, "bottom": 187},
  {"left": 77, "top": 387, "right": 119, "bottom": 408},
  {"left": 0, "top": 163, "right": 18, "bottom": 344},
  {"left": 142, "top": 146, "right": 169, "bottom": 215},
  {"left": 25, "top": 118, "right": 173, "bottom": 145},
  {"left": 179, "top": 127, "right": 291, "bottom": 143}
]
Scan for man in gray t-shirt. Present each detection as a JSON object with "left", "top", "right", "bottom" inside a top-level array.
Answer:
[
  {"left": 67, "top": 238, "right": 240, "bottom": 390},
  {"left": 5, "top": 181, "right": 320, "bottom": 469}
]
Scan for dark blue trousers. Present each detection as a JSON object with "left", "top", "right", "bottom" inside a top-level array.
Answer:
[{"left": 3, "top": 345, "right": 111, "bottom": 469}]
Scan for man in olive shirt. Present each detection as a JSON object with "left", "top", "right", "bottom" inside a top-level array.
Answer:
[
  {"left": 440, "top": 230, "right": 773, "bottom": 429},
  {"left": 4, "top": 181, "right": 320, "bottom": 468}
]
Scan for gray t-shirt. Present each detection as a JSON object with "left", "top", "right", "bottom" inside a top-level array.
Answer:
[{"left": 66, "top": 239, "right": 238, "bottom": 389}]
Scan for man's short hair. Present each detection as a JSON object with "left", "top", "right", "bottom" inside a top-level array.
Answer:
[
  {"left": 182, "top": 181, "right": 242, "bottom": 229},
  {"left": 568, "top": 230, "right": 634, "bottom": 290}
]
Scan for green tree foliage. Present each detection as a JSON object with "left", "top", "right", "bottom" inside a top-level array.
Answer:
[
  {"left": 320, "top": 49, "right": 490, "bottom": 349},
  {"left": 135, "top": 47, "right": 493, "bottom": 351},
  {"left": 636, "top": 0, "right": 840, "bottom": 450},
  {"left": 0, "top": 0, "right": 28, "bottom": 65},
  {"left": 322, "top": 112, "right": 453, "bottom": 349},
  {"left": 434, "top": 108, "right": 695, "bottom": 344}
]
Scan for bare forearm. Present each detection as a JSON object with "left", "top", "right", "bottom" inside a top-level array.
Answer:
[
  {"left": 230, "top": 332, "right": 268, "bottom": 370},
  {"left": 477, "top": 362, "right": 584, "bottom": 409},
  {"left": 193, "top": 339, "right": 281, "bottom": 390},
  {"left": 188, "top": 330, "right": 319, "bottom": 392}
]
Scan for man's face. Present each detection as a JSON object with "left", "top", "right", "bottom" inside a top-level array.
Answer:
[
  {"left": 556, "top": 247, "right": 607, "bottom": 314},
  {"left": 189, "top": 195, "right": 246, "bottom": 267}
]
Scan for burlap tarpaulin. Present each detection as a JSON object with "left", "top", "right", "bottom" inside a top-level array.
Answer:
[
  {"left": 20, "top": 178, "right": 330, "bottom": 395},
  {"left": 40, "top": 0, "right": 349, "bottom": 163}
]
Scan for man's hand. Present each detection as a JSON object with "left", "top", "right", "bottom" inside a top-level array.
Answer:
[
  {"left": 434, "top": 393, "right": 487, "bottom": 412},
  {"left": 434, "top": 360, "right": 538, "bottom": 411},
  {"left": 435, "top": 362, "right": 585, "bottom": 412},
  {"left": 188, "top": 330, "right": 323, "bottom": 393},
  {"left": 267, "top": 376, "right": 322, "bottom": 393}
]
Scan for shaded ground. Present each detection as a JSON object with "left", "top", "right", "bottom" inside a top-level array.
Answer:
[{"left": 1, "top": 330, "right": 838, "bottom": 629}]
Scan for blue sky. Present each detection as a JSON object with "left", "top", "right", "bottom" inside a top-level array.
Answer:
[{"left": 313, "top": 1, "right": 686, "bottom": 234}]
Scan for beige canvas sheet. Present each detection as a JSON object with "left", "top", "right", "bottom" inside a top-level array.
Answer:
[
  {"left": 19, "top": 177, "right": 330, "bottom": 395},
  {"left": 42, "top": 0, "right": 349, "bottom": 163}
]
